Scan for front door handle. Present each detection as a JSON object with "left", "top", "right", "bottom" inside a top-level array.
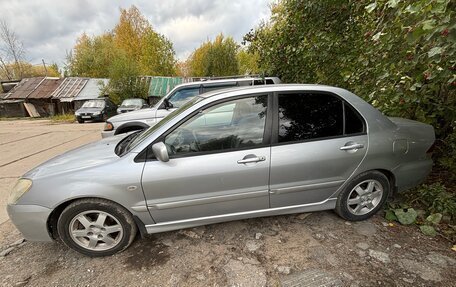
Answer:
[
  {"left": 340, "top": 143, "right": 364, "bottom": 151},
  {"left": 237, "top": 154, "right": 266, "bottom": 164}
]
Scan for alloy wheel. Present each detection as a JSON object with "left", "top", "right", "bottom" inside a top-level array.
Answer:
[
  {"left": 346, "top": 180, "right": 383, "bottom": 216},
  {"left": 69, "top": 210, "right": 124, "bottom": 251}
]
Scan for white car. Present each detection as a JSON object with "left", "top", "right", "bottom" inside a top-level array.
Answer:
[{"left": 102, "top": 77, "right": 281, "bottom": 138}]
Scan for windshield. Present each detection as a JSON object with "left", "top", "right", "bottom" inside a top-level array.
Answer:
[
  {"left": 121, "top": 99, "right": 144, "bottom": 107},
  {"left": 167, "top": 86, "right": 200, "bottom": 108},
  {"left": 123, "top": 96, "right": 204, "bottom": 153},
  {"left": 82, "top": 100, "right": 105, "bottom": 108}
]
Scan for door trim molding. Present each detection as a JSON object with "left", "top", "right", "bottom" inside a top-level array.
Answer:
[
  {"left": 270, "top": 180, "right": 345, "bottom": 195},
  {"left": 144, "top": 198, "right": 337, "bottom": 234},
  {"left": 146, "top": 190, "right": 269, "bottom": 210}
]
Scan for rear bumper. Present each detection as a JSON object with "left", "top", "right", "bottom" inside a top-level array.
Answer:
[
  {"left": 393, "top": 159, "right": 433, "bottom": 192},
  {"left": 7, "top": 204, "right": 53, "bottom": 242}
]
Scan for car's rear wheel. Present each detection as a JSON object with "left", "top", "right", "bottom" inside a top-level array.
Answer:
[
  {"left": 335, "top": 171, "right": 390, "bottom": 221},
  {"left": 57, "top": 199, "right": 137, "bottom": 257}
]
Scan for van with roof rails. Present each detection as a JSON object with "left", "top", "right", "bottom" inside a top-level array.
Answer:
[{"left": 102, "top": 76, "right": 281, "bottom": 138}]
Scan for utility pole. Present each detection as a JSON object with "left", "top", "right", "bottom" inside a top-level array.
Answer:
[{"left": 42, "top": 59, "right": 47, "bottom": 76}]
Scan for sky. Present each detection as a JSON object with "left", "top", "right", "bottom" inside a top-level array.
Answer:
[{"left": 0, "top": 0, "right": 273, "bottom": 67}]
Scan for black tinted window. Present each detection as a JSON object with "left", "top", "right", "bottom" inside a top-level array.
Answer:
[
  {"left": 278, "top": 93, "right": 343, "bottom": 142},
  {"left": 165, "top": 95, "right": 268, "bottom": 155},
  {"left": 344, "top": 103, "right": 364, "bottom": 134}
]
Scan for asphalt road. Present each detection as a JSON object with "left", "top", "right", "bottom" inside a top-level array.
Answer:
[
  {"left": 0, "top": 119, "right": 103, "bottom": 224},
  {"left": 0, "top": 119, "right": 455, "bottom": 287}
]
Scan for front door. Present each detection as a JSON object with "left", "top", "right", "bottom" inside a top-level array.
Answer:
[
  {"left": 142, "top": 94, "right": 272, "bottom": 223},
  {"left": 269, "top": 91, "right": 368, "bottom": 207}
]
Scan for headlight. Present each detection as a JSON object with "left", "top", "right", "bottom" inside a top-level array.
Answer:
[
  {"left": 8, "top": 179, "right": 32, "bottom": 204},
  {"left": 75, "top": 112, "right": 80, "bottom": 116},
  {"left": 93, "top": 111, "right": 101, "bottom": 116},
  {"left": 117, "top": 108, "right": 121, "bottom": 113},
  {"left": 104, "top": 121, "right": 114, "bottom": 131}
]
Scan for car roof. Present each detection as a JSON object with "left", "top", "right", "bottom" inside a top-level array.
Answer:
[
  {"left": 198, "top": 84, "right": 334, "bottom": 99},
  {"left": 174, "top": 77, "right": 277, "bottom": 88}
]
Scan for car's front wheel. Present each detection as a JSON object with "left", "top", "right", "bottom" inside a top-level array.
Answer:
[
  {"left": 57, "top": 198, "right": 137, "bottom": 257},
  {"left": 335, "top": 171, "right": 390, "bottom": 221}
]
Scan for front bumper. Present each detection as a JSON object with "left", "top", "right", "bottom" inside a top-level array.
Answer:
[
  {"left": 76, "top": 114, "right": 104, "bottom": 121},
  {"left": 7, "top": 204, "right": 54, "bottom": 242},
  {"left": 101, "top": 129, "right": 115, "bottom": 138}
]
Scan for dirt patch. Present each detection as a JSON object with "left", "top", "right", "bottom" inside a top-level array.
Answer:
[{"left": 123, "top": 240, "right": 170, "bottom": 271}]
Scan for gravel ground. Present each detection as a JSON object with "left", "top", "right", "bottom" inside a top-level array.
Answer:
[{"left": 0, "top": 119, "right": 455, "bottom": 286}]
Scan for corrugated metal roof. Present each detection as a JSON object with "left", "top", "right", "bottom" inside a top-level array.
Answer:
[
  {"left": 52, "top": 77, "right": 89, "bottom": 100},
  {"left": 6, "top": 77, "right": 44, "bottom": 99},
  {"left": 27, "top": 78, "right": 63, "bottom": 99},
  {"left": 148, "top": 77, "right": 186, "bottom": 97},
  {"left": 74, "top": 78, "right": 109, "bottom": 101}
]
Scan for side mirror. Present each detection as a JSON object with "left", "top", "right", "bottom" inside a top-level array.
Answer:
[{"left": 152, "top": 142, "right": 169, "bottom": 162}]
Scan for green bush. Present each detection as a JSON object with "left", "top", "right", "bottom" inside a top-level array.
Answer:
[{"left": 406, "top": 182, "right": 456, "bottom": 220}]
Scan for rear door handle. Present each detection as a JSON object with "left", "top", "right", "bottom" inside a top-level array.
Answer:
[
  {"left": 237, "top": 155, "right": 266, "bottom": 164},
  {"left": 340, "top": 143, "right": 364, "bottom": 151}
]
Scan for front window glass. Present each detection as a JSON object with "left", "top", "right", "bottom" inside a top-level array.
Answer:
[
  {"left": 82, "top": 100, "right": 105, "bottom": 108},
  {"left": 165, "top": 95, "right": 268, "bottom": 156},
  {"left": 125, "top": 97, "right": 203, "bottom": 153},
  {"left": 168, "top": 87, "right": 200, "bottom": 108},
  {"left": 278, "top": 93, "right": 343, "bottom": 142}
]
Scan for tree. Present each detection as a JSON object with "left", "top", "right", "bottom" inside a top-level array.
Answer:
[
  {"left": 237, "top": 48, "right": 260, "bottom": 75},
  {"left": 0, "top": 20, "right": 25, "bottom": 79},
  {"left": 113, "top": 5, "right": 176, "bottom": 76},
  {"left": 188, "top": 34, "right": 239, "bottom": 77},
  {"left": 105, "top": 51, "right": 147, "bottom": 104},
  {"left": 66, "top": 32, "right": 117, "bottom": 78},
  {"left": 66, "top": 5, "right": 177, "bottom": 100}
]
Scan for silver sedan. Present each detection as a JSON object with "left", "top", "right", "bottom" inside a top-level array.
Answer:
[{"left": 7, "top": 85, "right": 435, "bottom": 256}]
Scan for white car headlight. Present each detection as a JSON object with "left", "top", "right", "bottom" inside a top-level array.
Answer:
[
  {"left": 75, "top": 112, "right": 80, "bottom": 116},
  {"left": 8, "top": 179, "right": 32, "bottom": 204},
  {"left": 93, "top": 111, "right": 101, "bottom": 116}
]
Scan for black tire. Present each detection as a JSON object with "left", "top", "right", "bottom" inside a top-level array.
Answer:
[
  {"left": 335, "top": 171, "right": 390, "bottom": 221},
  {"left": 57, "top": 198, "right": 137, "bottom": 257},
  {"left": 77, "top": 119, "right": 84, "bottom": 123}
]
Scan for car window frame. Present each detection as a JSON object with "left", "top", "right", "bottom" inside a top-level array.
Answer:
[
  {"left": 138, "top": 92, "right": 273, "bottom": 161},
  {"left": 271, "top": 91, "right": 366, "bottom": 146}
]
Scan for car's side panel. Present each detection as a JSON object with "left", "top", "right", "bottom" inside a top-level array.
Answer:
[
  {"left": 141, "top": 147, "right": 271, "bottom": 222},
  {"left": 269, "top": 135, "right": 368, "bottom": 207},
  {"left": 145, "top": 198, "right": 337, "bottom": 234},
  {"left": 18, "top": 154, "right": 154, "bottom": 226}
]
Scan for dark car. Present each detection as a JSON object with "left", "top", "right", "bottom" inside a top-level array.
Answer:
[
  {"left": 75, "top": 98, "right": 117, "bottom": 123},
  {"left": 117, "top": 98, "right": 148, "bottom": 114}
]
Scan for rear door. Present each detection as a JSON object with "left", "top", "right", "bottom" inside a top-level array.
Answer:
[{"left": 269, "top": 91, "right": 367, "bottom": 207}]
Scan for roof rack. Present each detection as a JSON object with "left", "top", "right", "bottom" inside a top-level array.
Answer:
[{"left": 195, "top": 74, "right": 266, "bottom": 81}]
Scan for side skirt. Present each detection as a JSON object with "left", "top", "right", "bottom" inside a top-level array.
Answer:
[{"left": 145, "top": 198, "right": 337, "bottom": 234}]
